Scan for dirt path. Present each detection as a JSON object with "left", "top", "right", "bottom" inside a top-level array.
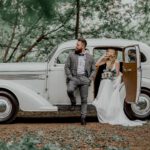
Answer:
[{"left": 0, "top": 115, "right": 150, "bottom": 150}]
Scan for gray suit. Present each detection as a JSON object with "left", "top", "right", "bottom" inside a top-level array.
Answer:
[{"left": 64, "top": 51, "right": 96, "bottom": 118}]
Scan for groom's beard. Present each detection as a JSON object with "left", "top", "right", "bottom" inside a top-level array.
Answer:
[{"left": 75, "top": 48, "right": 83, "bottom": 54}]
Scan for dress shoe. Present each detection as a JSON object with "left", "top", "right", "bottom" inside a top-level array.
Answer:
[{"left": 81, "top": 117, "right": 86, "bottom": 125}]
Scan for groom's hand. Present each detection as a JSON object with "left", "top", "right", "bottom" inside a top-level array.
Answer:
[
  {"left": 88, "top": 78, "right": 92, "bottom": 86},
  {"left": 71, "top": 77, "right": 78, "bottom": 82}
]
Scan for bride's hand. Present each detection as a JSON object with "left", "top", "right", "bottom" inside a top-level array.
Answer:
[
  {"left": 95, "top": 54, "right": 109, "bottom": 67},
  {"left": 101, "top": 54, "right": 109, "bottom": 61}
]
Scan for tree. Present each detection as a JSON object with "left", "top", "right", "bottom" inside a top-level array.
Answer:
[
  {"left": 75, "top": 0, "right": 80, "bottom": 39},
  {"left": 0, "top": 0, "right": 149, "bottom": 62},
  {"left": 0, "top": 0, "right": 60, "bottom": 62},
  {"left": 134, "top": 0, "right": 150, "bottom": 43}
]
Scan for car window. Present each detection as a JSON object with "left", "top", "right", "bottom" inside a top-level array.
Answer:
[
  {"left": 56, "top": 49, "right": 74, "bottom": 64},
  {"left": 124, "top": 47, "right": 146, "bottom": 63},
  {"left": 126, "top": 48, "right": 137, "bottom": 63},
  {"left": 93, "top": 49, "right": 105, "bottom": 62},
  {"left": 140, "top": 52, "right": 146, "bottom": 62},
  {"left": 93, "top": 48, "right": 123, "bottom": 62},
  {"left": 56, "top": 48, "right": 90, "bottom": 64}
]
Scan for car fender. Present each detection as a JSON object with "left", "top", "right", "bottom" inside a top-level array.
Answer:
[
  {"left": 141, "top": 77, "right": 150, "bottom": 90},
  {"left": 0, "top": 80, "right": 58, "bottom": 111}
]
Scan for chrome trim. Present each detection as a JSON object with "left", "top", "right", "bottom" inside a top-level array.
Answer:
[
  {"left": 131, "top": 94, "right": 150, "bottom": 116},
  {"left": 0, "top": 97, "right": 12, "bottom": 119},
  {"left": 0, "top": 74, "right": 46, "bottom": 80}
]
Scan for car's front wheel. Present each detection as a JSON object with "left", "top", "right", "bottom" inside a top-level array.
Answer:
[
  {"left": 124, "top": 89, "right": 150, "bottom": 120},
  {"left": 0, "top": 90, "right": 19, "bottom": 123}
]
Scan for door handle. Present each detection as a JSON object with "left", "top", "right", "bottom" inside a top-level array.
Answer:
[{"left": 124, "top": 68, "right": 132, "bottom": 72}]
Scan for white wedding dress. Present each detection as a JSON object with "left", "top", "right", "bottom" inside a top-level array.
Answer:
[{"left": 92, "top": 63, "right": 145, "bottom": 126}]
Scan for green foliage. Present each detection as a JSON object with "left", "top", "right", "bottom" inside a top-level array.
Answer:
[
  {"left": 134, "top": 0, "right": 150, "bottom": 41},
  {"left": 0, "top": 0, "right": 149, "bottom": 62},
  {"left": 111, "top": 135, "right": 126, "bottom": 142},
  {"left": 0, "top": 0, "right": 59, "bottom": 62},
  {"left": 0, "top": 134, "right": 65, "bottom": 150},
  {"left": 105, "top": 146, "right": 129, "bottom": 150}
]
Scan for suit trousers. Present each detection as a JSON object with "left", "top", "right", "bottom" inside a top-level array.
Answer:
[{"left": 67, "top": 75, "right": 90, "bottom": 118}]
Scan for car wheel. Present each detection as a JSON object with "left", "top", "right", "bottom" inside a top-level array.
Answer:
[
  {"left": 124, "top": 89, "right": 150, "bottom": 120},
  {"left": 0, "top": 90, "right": 19, "bottom": 123}
]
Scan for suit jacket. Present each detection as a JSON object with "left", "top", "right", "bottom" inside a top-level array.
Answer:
[{"left": 64, "top": 51, "right": 96, "bottom": 83}]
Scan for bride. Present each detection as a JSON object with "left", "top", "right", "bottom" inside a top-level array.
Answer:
[{"left": 92, "top": 49, "right": 145, "bottom": 126}]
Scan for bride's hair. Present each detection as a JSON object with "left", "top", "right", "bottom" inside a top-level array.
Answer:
[
  {"left": 106, "top": 49, "right": 118, "bottom": 64},
  {"left": 106, "top": 49, "right": 118, "bottom": 57}
]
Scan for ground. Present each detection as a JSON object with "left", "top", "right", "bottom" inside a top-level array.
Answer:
[{"left": 0, "top": 111, "right": 150, "bottom": 150}]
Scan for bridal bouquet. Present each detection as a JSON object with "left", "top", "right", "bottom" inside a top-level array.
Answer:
[{"left": 102, "top": 69, "right": 116, "bottom": 80}]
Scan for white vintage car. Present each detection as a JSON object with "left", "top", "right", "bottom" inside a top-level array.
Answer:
[{"left": 0, "top": 38, "right": 150, "bottom": 123}]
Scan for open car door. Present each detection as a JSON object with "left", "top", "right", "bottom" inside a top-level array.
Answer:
[{"left": 123, "top": 45, "right": 141, "bottom": 103}]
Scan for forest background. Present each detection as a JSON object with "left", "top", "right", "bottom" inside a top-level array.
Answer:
[{"left": 0, "top": 0, "right": 149, "bottom": 62}]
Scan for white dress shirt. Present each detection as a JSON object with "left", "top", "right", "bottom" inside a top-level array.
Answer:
[{"left": 77, "top": 51, "right": 86, "bottom": 75}]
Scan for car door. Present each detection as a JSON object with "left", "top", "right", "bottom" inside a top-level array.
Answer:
[
  {"left": 48, "top": 48, "right": 74, "bottom": 105},
  {"left": 123, "top": 45, "right": 141, "bottom": 103},
  {"left": 48, "top": 47, "right": 94, "bottom": 105}
]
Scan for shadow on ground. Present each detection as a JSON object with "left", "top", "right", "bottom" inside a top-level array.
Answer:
[{"left": 14, "top": 116, "right": 98, "bottom": 124}]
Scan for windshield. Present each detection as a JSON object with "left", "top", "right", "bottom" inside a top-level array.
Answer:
[{"left": 46, "top": 45, "right": 58, "bottom": 62}]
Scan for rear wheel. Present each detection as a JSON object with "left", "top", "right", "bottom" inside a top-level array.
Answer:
[
  {"left": 0, "top": 91, "right": 19, "bottom": 123},
  {"left": 124, "top": 89, "right": 150, "bottom": 120}
]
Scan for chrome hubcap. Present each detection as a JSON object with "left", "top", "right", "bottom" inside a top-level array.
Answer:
[
  {"left": 0, "top": 97, "right": 12, "bottom": 119},
  {"left": 131, "top": 94, "right": 150, "bottom": 116}
]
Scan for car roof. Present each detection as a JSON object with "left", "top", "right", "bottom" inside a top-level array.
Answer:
[{"left": 58, "top": 38, "right": 146, "bottom": 50}]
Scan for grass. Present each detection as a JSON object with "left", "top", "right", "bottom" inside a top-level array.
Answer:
[{"left": 0, "top": 134, "right": 66, "bottom": 150}]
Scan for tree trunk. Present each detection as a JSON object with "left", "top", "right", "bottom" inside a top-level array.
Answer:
[
  {"left": 75, "top": 0, "right": 80, "bottom": 39},
  {"left": 3, "top": 21, "right": 17, "bottom": 62},
  {"left": 15, "top": 34, "right": 46, "bottom": 62},
  {"left": 6, "top": 40, "right": 21, "bottom": 62},
  {"left": 15, "top": 24, "right": 65, "bottom": 62}
]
